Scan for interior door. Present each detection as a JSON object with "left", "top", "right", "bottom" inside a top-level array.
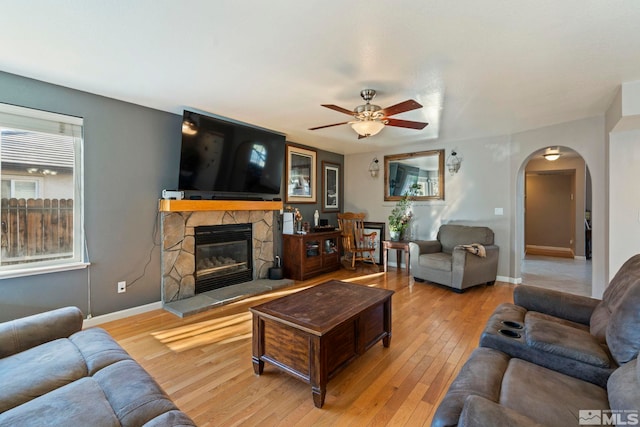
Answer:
[{"left": 525, "top": 171, "right": 575, "bottom": 256}]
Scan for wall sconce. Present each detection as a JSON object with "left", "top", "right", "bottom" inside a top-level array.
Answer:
[
  {"left": 368, "top": 157, "right": 380, "bottom": 177},
  {"left": 543, "top": 147, "right": 561, "bottom": 161},
  {"left": 446, "top": 150, "right": 462, "bottom": 175}
]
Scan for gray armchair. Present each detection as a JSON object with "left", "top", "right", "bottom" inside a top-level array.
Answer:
[{"left": 409, "top": 224, "right": 499, "bottom": 292}]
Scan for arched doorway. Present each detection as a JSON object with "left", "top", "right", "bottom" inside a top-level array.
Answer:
[{"left": 519, "top": 146, "right": 592, "bottom": 296}]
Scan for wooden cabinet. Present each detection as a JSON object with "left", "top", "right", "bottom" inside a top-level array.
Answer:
[{"left": 282, "top": 231, "right": 341, "bottom": 280}]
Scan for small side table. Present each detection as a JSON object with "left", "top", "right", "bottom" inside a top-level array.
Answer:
[{"left": 382, "top": 240, "right": 411, "bottom": 273}]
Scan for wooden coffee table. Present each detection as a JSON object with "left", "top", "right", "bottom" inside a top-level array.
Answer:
[{"left": 250, "top": 280, "right": 394, "bottom": 408}]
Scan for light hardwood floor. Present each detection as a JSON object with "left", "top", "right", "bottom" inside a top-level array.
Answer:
[{"left": 101, "top": 266, "right": 515, "bottom": 426}]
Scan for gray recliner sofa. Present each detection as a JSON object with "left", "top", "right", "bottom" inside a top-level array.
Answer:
[
  {"left": 432, "top": 346, "right": 639, "bottom": 427},
  {"left": 409, "top": 224, "right": 499, "bottom": 292},
  {"left": 479, "top": 254, "right": 640, "bottom": 387},
  {"left": 432, "top": 254, "right": 640, "bottom": 426},
  {"left": 0, "top": 306, "right": 195, "bottom": 426}
]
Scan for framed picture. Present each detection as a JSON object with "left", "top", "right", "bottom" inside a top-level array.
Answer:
[
  {"left": 322, "top": 161, "right": 340, "bottom": 212},
  {"left": 286, "top": 145, "right": 316, "bottom": 203},
  {"left": 363, "top": 221, "right": 386, "bottom": 265}
]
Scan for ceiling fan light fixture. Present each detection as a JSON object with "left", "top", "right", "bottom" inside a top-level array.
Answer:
[{"left": 350, "top": 120, "right": 385, "bottom": 137}]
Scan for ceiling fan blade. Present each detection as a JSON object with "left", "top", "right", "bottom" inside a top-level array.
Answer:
[
  {"left": 385, "top": 118, "right": 429, "bottom": 129},
  {"left": 357, "top": 134, "right": 369, "bottom": 140},
  {"left": 321, "top": 104, "right": 356, "bottom": 116},
  {"left": 308, "top": 121, "right": 350, "bottom": 130},
  {"left": 380, "top": 99, "right": 423, "bottom": 117}
]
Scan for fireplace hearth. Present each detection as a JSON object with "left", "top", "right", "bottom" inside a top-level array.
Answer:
[{"left": 195, "top": 223, "right": 252, "bottom": 293}]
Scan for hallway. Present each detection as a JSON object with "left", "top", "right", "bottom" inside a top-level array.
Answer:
[{"left": 521, "top": 255, "right": 592, "bottom": 297}]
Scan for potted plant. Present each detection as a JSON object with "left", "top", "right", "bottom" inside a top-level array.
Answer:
[{"left": 388, "top": 183, "right": 420, "bottom": 241}]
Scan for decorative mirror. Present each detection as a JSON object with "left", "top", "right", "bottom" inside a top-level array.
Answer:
[{"left": 384, "top": 149, "right": 445, "bottom": 201}]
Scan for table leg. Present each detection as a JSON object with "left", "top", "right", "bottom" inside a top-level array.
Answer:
[
  {"left": 312, "top": 386, "right": 326, "bottom": 408},
  {"left": 252, "top": 314, "right": 264, "bottom": 375},
  {"left": 383, "top": 297, "right": 392, "bottom": 347},
  {"left": 383, "top": 247, "right": 388, "bottom": 272},
  {"left": 310, "top": 336, "right": 326, "bottom": 408},
  {"left": 405, "top": 249, "right": 410, "bottom": 273},
  {"left": 396, "top": 249, "right": 401, "bottom": 270},
  {"left": 252, "top": 356, "right": 264, "bottom": 375}
]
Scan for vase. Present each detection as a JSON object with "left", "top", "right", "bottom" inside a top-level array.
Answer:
[{"left": 390, "top": 230, "right": 401, "bottom": 241}]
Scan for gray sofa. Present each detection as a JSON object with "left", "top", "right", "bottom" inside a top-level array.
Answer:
[
  {"left": 409, "top": 224, "right": 499, "bottom": 292},
  {"left": 432, "top": 254, "right": 640, "bottom": 426},
  {"left": 0, "top": 306, "right": 195, "bottom": 426},
  {"left": 479, "top": 254, "right": 640, "bottom": 387},
  {"left": 432, "top": 346, "right": 639, "bottom": 427}
]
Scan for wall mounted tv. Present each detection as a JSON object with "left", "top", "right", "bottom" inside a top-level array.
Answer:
[{"left": 178, "top": 110, "right": 286, "bottom": 198}]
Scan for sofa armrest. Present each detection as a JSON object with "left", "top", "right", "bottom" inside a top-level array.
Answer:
[
  {"left": 458, "top": 395, "right": 545, "bottom": 427},
  {"left": 409, "top": 240, "right": 441, "bottom": 257},
  {"left": 513, "top": 285, "right": 599, "bottom": 325},
  {"left": 0, "top": 306, "right": 84, "bottom": 358}
]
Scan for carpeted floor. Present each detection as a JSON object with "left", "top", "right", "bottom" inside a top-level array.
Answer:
[{"left": 521, "top": 255, "right": 592, "bottom": 296}]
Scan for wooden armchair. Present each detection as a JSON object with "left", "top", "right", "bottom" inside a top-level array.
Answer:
[{"left": 337, "top": 212, "right": 378, "bottom": 271}]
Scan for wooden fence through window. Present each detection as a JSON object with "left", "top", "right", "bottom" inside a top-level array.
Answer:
[{"left": 0, "top": 198, "right": 73, "bottom": 262}]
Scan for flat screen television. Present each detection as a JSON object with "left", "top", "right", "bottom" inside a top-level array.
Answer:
[{"left": 178, "top": 110, "right": 286, "bottom": 198}]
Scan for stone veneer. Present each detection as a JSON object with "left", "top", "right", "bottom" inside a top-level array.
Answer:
[{"left": 161, "top": 210, "right": 275, "bottom": 303}]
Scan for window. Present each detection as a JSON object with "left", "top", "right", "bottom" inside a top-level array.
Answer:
[
  {"left": 0, "top": 103, "right": 84, "bottom": 277},
  {"left": 1, "top": 178, "right": 40, "bottom": 199}
]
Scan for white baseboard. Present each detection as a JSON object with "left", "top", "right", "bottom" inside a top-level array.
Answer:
[
  {"left": 83, "top": 301, "right": 162, "bottom": 328},
  {"left": 525, "top": 245, "right": 574, "bottom": 258},
  {"left": 497, "top": 275, "right": 521, "bottom": 285},
  {"left": 574, "top": 256, "right": 587, "bottom": 261}
]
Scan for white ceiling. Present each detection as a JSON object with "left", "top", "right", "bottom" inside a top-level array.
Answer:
[{"left": 2, "top": 1, "right": 640, "bottom": 154}]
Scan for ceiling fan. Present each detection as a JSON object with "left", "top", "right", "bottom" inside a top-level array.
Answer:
[{"left": 309, "top": 89, "right": 428, "bottom": 138}]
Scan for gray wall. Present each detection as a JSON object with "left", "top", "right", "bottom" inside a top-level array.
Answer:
[
  {"left": 0, "top": 71, "right": 182, "bottom": 321},
  {"left": 284, "top": 142, "right": 344, "bottom": 228},
  {"left": 274, "top": 142, "right": 344, "bottom": 260}
]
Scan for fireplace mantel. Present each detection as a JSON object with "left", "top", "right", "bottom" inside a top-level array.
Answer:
[{"left": 159, "top": 199, "right": 283, "bottom": 212}]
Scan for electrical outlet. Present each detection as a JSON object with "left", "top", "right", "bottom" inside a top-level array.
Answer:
[{"left": 117, "top": 281, "right": 126, "bottom": 293}]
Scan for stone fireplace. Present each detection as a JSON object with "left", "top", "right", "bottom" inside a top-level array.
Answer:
[{"left": 160, "top": 201, "right": 280, "bottom": 304}]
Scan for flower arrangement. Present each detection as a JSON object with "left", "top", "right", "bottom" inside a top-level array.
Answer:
[{"left": 388, "top": 183, "right": 421, "bottom": 237}]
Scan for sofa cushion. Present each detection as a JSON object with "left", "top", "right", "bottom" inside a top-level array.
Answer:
[
  {"left": 438, "top": 224, "right": 494, "bottom": 254},
  {"left": 70, "top": 327, "right": 132, "bottom": 375},
  {"left": 431, "top": 348, "right": 510, "bottom": 427},
  {"left": 143, "top": 410, "right": 198, "bottom": 427},
  {"left": 606, "top": 274, "right": 640, "bottom": 365},
  {"left": 0, "top": 306, "right": 83, "bottom": 358},
  {"left": 607, "top": 358, "right": 640, "bottom": 415},
  {"left": 524, "top": 315, "right": 612, "bottom": 368},
  {"left": 500, "top": 358, "right": 609, "bottom": 426},
  {"left": 419, "top": 252, "right": 452, "bottom": 271},
  {"left": 458, "top": 395, "right": 546, "bottom": 427},
  {"left": 0, "top": 377, "right": 120, "bottom": 427},
  {"left": 0, "top": 338, "right": 87, "bottom": 412},
  {"left": 590, "top": 254, "right": 640, "bottom": 341},
  {"left": 93, "top": 359, "right": 182, "bottom": 427},
  {"left": 525, "top": 311, "right": 590, "bottom": 332}
]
